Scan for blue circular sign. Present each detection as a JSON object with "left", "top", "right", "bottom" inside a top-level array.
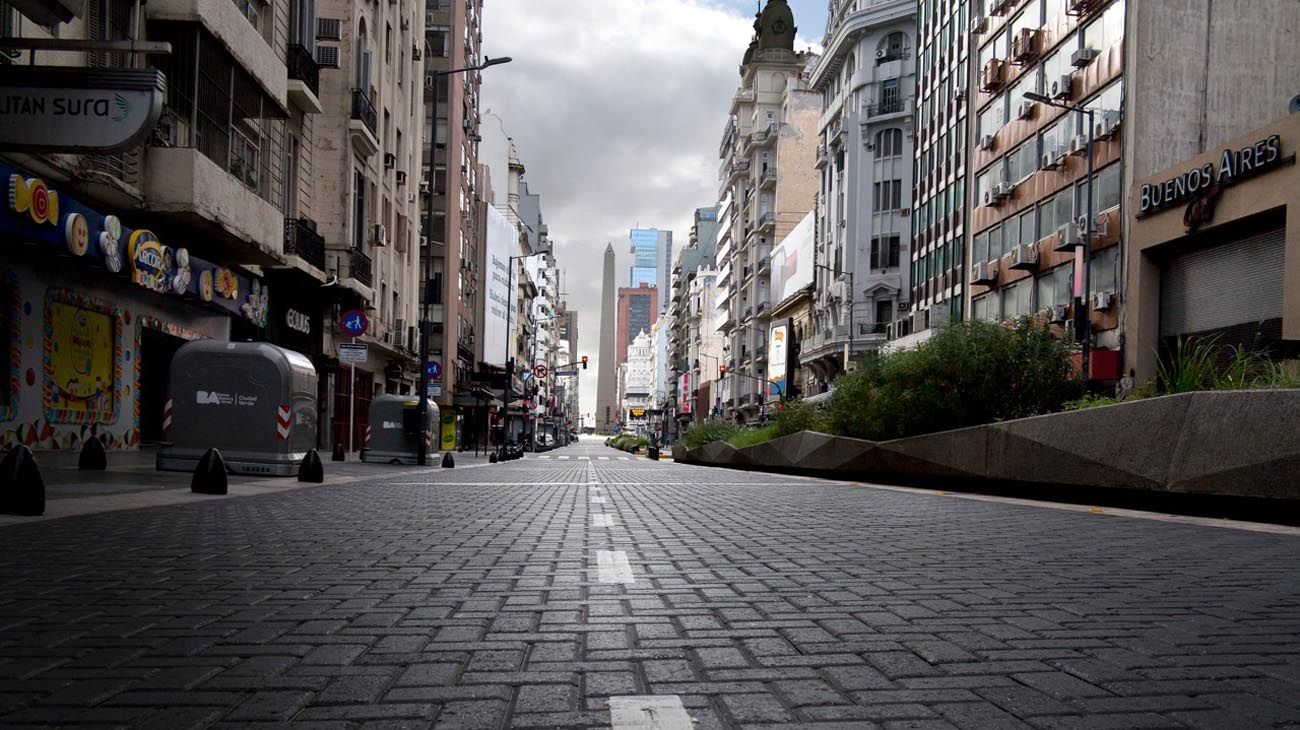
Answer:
[
  {"left": 339, "top": 309, "right": 368, "bottom": 337},
  {"left": 426, "top": 360, "right": 442, "bottom": 379}
]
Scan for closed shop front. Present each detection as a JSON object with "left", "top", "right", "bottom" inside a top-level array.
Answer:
[{"left": 1127, "top": 115, "right": 1300, "bottom": 381}]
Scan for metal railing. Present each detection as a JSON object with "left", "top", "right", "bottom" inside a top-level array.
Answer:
[
  {"left": 348, "top": 246, "right": 373, "bottom": 286},
  {"left": 283, "top": 217, "right": 326, "bottom": 271},
  {"left": 866, "top": 97, "right": 907, "bottom": 117},
  {"left": 351, "top": 89, "right": 378, "bottom": 136},
  {"left": 287, "top": 44, "right": 320, "bottom": 98}
]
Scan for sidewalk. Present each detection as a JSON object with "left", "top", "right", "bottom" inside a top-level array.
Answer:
[{"left": 0, "top": 446, "right": 499, "bottom": 526}]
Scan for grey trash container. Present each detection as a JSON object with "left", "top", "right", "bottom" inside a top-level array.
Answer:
[
  {"left": 157, "top": 341, "right": 318, "bottom": 476},
  {"left": 360, "top": 394, "right": 438, "bottom": 465}
]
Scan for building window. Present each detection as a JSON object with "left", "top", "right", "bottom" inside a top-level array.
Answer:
[
  {"left": 428, "top": 25, "right": 450, "bottom": 57},
  {"left": 1001, "top": 279, "right": 1032, "bottom": 321},
  {"left": 878, "top": 31, "right": 909, "bottom": 63},
  {"left": 353, "top": 168, "right": 366, "bottom": 251},
  {"left": 1036, "top": 264, "right": 1072, "bottom": 308},
  {"left": 1083, "top": 0, "right": 1125, "bottom": 53},
  {"left": 873, "top": 180, "right": 903, "bottom": 211},
  {"left": 973, "top": 293, "right": 996, "bottom": 322},
  {"left": 875, "top": 128, "right": 904, "bottom": 157},
  {"left": 875, "top": 299, "right": 893, "bottom": 326},
  {"left": 871, "top": 235, "right": 901, "bottom": 269},
  {"left": 879, "top": 78, "right": 902, "bottom": 113}
]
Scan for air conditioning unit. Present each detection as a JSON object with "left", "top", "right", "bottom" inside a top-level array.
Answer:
[
  {"left": 382, "top": 330, "right": 394, "bottom": 345},
  {"left": 395, "top": 170, "right": 408, "bottom": 186},
  {"left": 372, "top": 223, "right": 388, "bottom": 247},
  {"left": 1017, "top": 100, "right": 1035, "bottom": 120},
  {"left": 978, "top": 134, "right": 995, "bottom": 151},
  {"left": 1071, "top": 47, "right": 1100, "bottom": 68},
  {"left": 315, "top": 46, "right": 341, "bottom": 68},
  {"left": 1009, "top": 242, "right": 1039, "bottom": 270},
  {"left": 1094, "top": 110, "right": 1121, "bottom": 140},
  {"left": 383, "top": 152, "right": 396, "bottom": 169},
  {"left": 412, "top": 44, "right": 423, "bottom": 61},
  {"left": 1092, "top": 290, "right": 1115, "bottom": 312},
  {"left": 316, "top": 17, "right": 342, "bottom": 41},
  {"left": 970, "top": 15, "right": 988, "bottom": 34},
  {"left": 1041, "top": 149, "right": 1063, "bottom": 170},
  {"left": 1012, "top": 28, "right": 1041, "bottom": 63},
  {"left": 1069, "top": 135, "right": 1090, "bottom": 155},
  {"left": 980, "top": 58, "right": 1006, "bottom": 92},
  {"left": 419, "top": 180, "right": 430, "bottom": 194},
  {"left": 989, "top": 0, "right": 1011, "bottom": 15},
  {"left": 971, "top": 260, "right": 999, "bottom": 285},
  {"left": 1068, "top": 0, "right": 1100, "bottom": 15},
  {"left": 1049, "top": 304, "right": 1069, "bottom": 323},
  {"left": 1055, "top": 221, "right": 1081, "bottom": 251},
  {"left": 419, "top": 235, "right": 428, "bottom": 248},
  {"left": 1051, "top": 74, "right": 1073, "bottom": 99},
  {"left": 991, "top": 182, "right": 1013, "bottom": 201},
  {"left": 981, "top": 188, "right": 994, "bottom": 207}
]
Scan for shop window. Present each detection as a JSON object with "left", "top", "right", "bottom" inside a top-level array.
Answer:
[
  {"left": 43, "top": 290, "right": 121, "bottom": 425},
  {"left": 1036, "top": 264, "right": 1073, "bottom": 309}
]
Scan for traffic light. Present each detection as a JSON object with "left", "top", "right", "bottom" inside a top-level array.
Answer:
[
  {"left": 719, "top": 364, "right": 727, "bottom": 377},
  {"left": 580, "top": 355, "right": 588, "bottom": 369}
]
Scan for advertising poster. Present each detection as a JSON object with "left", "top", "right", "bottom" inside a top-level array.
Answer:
[
  {"left": 484, "top": 205, "right": 519, "bottom": 367},
  {"left": 678, "top": 372, "right": 691, "bottom": 414},
  {"left": 46, "top": 301, "right": 115, "bottom": 418},
  {"left": 440, "top": 410, "right": 457, "bottom": 451},
  {"left": 767, "top": 323, "right": 788, "bottom": 399},
  {"left": 768, "top": 211, "right": 815, "bottom": 305}
]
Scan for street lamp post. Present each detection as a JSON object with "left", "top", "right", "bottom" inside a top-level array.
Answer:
[
  {"left": 1025, "top": 91, "right": 1094, "bottom": 390},
  {"left": 417, "top": 55, "right": 512, "bottom": 466},
  {"left": 813, "top": 263, "right": 855, "bottom": 373}
]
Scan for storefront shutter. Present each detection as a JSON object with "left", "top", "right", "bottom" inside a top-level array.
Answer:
[{"left": 1160, "top": 227, "right": 1285, "bottom": 338}]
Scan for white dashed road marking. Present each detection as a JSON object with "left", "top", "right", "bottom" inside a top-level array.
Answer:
[
  {"left": 591, "top": 496, "right": 606, "bottom": 504},
  {"left": 608, "top": 695, "right": 691, "bottom": 729},
  {"left": 559, "top": 455, "right": 570, "bottom": 460},
  {"left": 599, "top": 456, "right": 610, "bottom": 460},
  {"left": 593, "top": 514, "right": 614, "bottom": 527},
  {"left": 596, "top": 550, "right": 635, "bottom": 584}
]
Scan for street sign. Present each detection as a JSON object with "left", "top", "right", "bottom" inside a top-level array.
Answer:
[
  {"left": 533, "top": 364, "right": 548, "bottom": 379},
  {"left": 554, "top": 370, "right": 578, "bottom": 377},
  {"left": 339, "top": 309, "right": 368, "bottom": 337},
  {"left": 426, "top": 383, "right": 442, "bottom": 397},
  {"left": 426, "top": 360, "right": 442, "bottom": 380},
  {"left": 338, "top": 343, "right": 368, "bottom": 364}
]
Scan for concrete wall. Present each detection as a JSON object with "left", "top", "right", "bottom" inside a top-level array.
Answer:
[
  {"left": 1124, "top": 0, "right": 1300, "bottom": 182},
  {"left": 679, "top": 390, "right": 1300, "bottom": 501}
]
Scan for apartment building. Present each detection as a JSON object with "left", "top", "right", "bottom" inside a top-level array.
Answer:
[
  {"left": 716, "top": 0, "right": 818, "bottom": 425},
  {"left": 966, "top": 0, "right": 1126, "bottom": 381},
  {"left": 805, "top": 0, "right": 916, "bottom": 387},
  {"left": 895, "top": 0, "right": 970, "bottom": 351},
  {"left": 314, "top": 0, "right": 426, "bottom": 449},
  {"left": 667, "top": 206, "right": 719, "bottom": 433},
  {"left": 0, "top": 0, "right": 322, "bottom": 450}
]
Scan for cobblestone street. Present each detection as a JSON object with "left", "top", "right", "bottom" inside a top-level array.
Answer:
[{"left": 1, "top": 440, "right": 1298, "bottom": 729}]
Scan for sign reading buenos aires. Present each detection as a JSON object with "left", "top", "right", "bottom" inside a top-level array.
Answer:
[
  {"left": 0, "top": 66, "right": 165, "bottom": 153},
  {"left": 1137, "top": 134, "right": 1295, "bottom": 218}
]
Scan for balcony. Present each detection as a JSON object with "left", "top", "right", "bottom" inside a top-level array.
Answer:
[
  {"left": 865, "top": 97, "right": 907, "bottom": 119},
  {"left": 727, "top": 159, "right": 751, "bottom": 183},
  {"left": 751, "top": 125, "right": 775, "bottom": 147},
  {"left": 730, "top": 87, "right": 755, "bottom": 112},
  {"left": 742, "top": 305, "right": 754, "bottom": 321},
  {"left": 349, "top": 90, "right": 380, "bottom": 157},
  {"left": 757, "top": 211, "right": 775, "bottom": 231},
  {"left": 755, "top": 301, "right": 769, "bottom": 315},
  {"left": 815, "top": 144, "right": 829, "bottom": 169},
  {"left": 283, "top": 217, "right": 326, "bottom": 274},
  {"left": 149, "top": 0, "right": 287, "bottom": 108},
  {"left": 286, "top": 43, "right": 322, "bottom": 114},
  {"left": 758, "top": 167, "right": 777, "bottom": 189},
  {"left": 347, "top": 247, "right": 373, "bottom": 287}
]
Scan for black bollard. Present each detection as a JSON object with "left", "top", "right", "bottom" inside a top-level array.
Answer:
[
  {"left": 441, "top": 451, "right": 455, "bottom": 468},
  {"left": 0, "top": 445, "right": 45, "bottom": 516},
  {"left": 191, "top": 448, "right": 228, "bottom": 495},
  {"left": 78, "top": 436, "right": 108, "bottom": 471},
  {"left": 331, "top": 442, "right": 345, "bottom": 461},
  {"left": 489, "top": 452, "right": 498, "bottom": 463},
  {"left": 298, "top": 448, "right": 324, "bottom": 483}
]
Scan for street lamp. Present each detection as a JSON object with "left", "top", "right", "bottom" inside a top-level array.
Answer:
[
  {"left": 417, "top": 55, "right": 512, "bottom": 466},
  {"left": 1025, "top": 90, "right": 1094, "bottom": 391},
  {"left": 813, "top": 262, "right": 855, "bottom": 373}
]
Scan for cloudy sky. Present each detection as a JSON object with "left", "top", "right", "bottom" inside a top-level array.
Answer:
[{"left": 482, "top": 0, "right": 827, "bottom": 420}]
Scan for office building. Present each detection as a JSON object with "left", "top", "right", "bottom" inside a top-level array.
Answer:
[{"left": 616, "top": 283, "right": 659, "bottom": 367}]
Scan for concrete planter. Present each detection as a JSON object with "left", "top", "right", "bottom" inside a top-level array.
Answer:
[{"left": 676, "top": 391, "right": 1300, "bottom": 501}]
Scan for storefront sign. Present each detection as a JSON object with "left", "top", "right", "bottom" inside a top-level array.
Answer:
[
  {"left": 0, "top": 67, "right": 165, "bottom": 153},
  {"left": 767, "top": 323, "right": 788, "bottom": 398},
  {"left": 0, "top": 164, "right": 270, "bottom": 327},
  {"left": 286, "top": 308, "right": 311, "bottom": 335},
  {"left": 1137, "top": 135, "right": 1296, "bottom": 219}
]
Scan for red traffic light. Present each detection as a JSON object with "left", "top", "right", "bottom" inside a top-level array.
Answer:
[
  {"left": 719, "top": 365, "right": 728, "bottom": 376},
  {"left": 580, "top": 355, "right": 588, "bottom": 369}
]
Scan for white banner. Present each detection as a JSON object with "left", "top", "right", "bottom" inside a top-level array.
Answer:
[
  {"left": 769, "top": 211, "right": 815, "bottom": 305},
  {"left": 484, "top": 205, "right": 519, "bottom": 367}
]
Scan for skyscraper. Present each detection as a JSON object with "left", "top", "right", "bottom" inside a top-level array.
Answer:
[
  {"left": 629, "top": 228, "right": 673, "bottom": 312},
  {"left": 596, "top": 244, "right": 619, "bottom": 432},
  {"left": 616, "top": 284, "right": 659, "bottom": 367}
]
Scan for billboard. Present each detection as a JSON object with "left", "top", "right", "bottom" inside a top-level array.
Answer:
[
  {"left": 678, "top": 372, "right": 692, "bottom": 414},
  {"left": 484, "top": 205, "right": 519, "bottom": 367},
  {"left": 769, "top": 211, "right": 815, "bottom": 305},
  {"left": 767, "top": 322, "right": 788, "bottom": 399}
]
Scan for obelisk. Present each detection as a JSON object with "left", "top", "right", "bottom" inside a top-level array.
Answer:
[{"left": 596, "top": 243, "right": 618, "bottom": 433}]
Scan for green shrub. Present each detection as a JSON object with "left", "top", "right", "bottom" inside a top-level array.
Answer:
[
  {"left": 727, "top": 425, "right": 778, "bottom": 448},
  {"left": 772, "top": 400, "right": 831, "bottom": 438},
  {"left": 1156, "top": 335, "right": 1300, "bottom": 393},
  {"left": 681, "top": 420, "right": 737, "bottom": 450},
  {"left": 1062, "top": 393, "right": 1120, "bottom": 411},
  {"left": 825, "top": 320, "right": 1081, "bottom": 441}
]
